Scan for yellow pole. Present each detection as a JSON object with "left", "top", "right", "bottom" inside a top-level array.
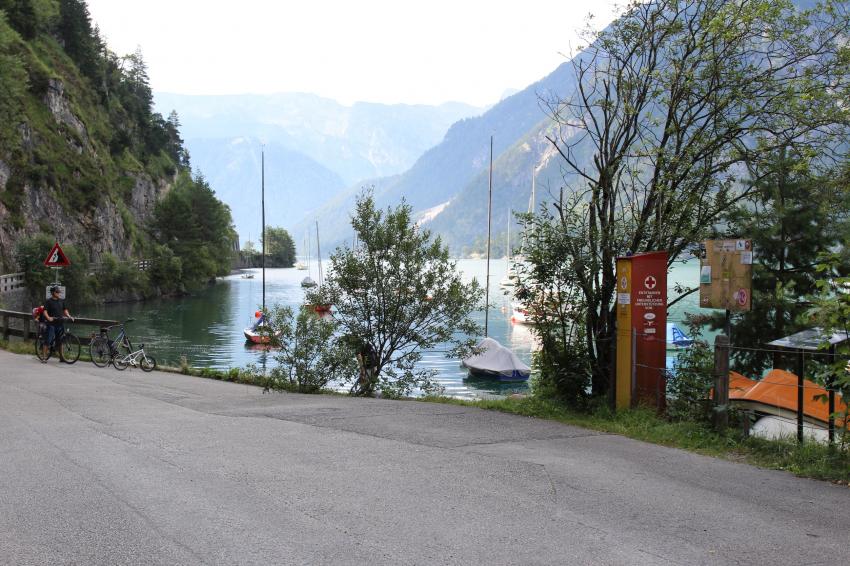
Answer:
[{"left": 615, "top": 258, "right": 633, "bottom": 410}]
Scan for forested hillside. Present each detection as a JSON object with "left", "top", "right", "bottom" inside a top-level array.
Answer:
[{"left": 0, "top": 0, "right": 236, "bottom": 300}]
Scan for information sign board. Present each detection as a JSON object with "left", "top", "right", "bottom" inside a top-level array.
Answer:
[{"left": 699, "top": 239, "right": 752, "bottom": 311}]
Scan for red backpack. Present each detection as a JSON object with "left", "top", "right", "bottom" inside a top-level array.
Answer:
[{"left": 32, "top": 306, "right": 44, "bottom": 321}]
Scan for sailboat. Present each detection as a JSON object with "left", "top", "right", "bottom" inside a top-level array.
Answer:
[
  {"left": 300, "top": 230, "right": 317, "bottom": 288},
  {"left": 244, "top": 147, "right": 272, "bottom": 344},
  {"left": 311, "top": 221, "right": 332, "bottom": 314},
  {"left": 461, "top": 136, "right": 530, "bottom": 382}
]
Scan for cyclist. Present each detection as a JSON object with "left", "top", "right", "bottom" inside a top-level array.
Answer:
[{"left": 41, "top": 285, "right": 74, "bottom": 362}]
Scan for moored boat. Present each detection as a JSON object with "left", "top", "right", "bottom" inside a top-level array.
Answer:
[{"left": 462, "top": 337, "right": 531, "bottom": 381}]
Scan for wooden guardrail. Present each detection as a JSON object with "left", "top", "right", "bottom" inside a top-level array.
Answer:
[{"left": 0, "top": 309, "right": 118, "bottom": 341}]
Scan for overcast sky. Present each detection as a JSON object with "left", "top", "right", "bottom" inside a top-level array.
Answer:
[{"left": 85, "top": 0, "right": 621, "bottom": 107}]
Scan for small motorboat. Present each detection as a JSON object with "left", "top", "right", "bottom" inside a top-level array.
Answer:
[
  {"left": 301, "top": 276, "right": 317, "bottom": 288},
  {"left": 295, "top": 261, "right": 307, "bottom": 270},
  {"left": 241, "top": 272, "right": 255, "bottom": 279},
  {"left": 462, "top": 337, "right": 531, "bottom": 381}
]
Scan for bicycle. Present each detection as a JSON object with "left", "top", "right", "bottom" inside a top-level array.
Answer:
[
  {"left": 35, "top": 317, "right": 81, "bottom": 364},
  {"left": 89, "top": 318, "right": 135, "bottom": 368},
  {"left": 113, "top": 342, "right": 156, "bottom": 372}
]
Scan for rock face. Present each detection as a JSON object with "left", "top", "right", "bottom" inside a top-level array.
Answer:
[
  {"left": 45, "top": 78, "right": 90, "bottom": 149},
  {"left": 0, "top": 160, "right": 9, "bottom": 191},
  {"left": 0, "top": 78, "right": 173, "bottom": 272}
]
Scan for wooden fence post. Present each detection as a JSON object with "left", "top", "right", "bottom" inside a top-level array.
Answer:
[
  {"left": 713, "top": 334, "right": 730, "bottom": 431},
  {"left": 2, "top": 314, "right": 8, "bottom": 341}
]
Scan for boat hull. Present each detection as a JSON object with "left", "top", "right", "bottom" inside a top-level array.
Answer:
[
  {"left": 243, "top": 328, "right": 272, "bottom": 344},
  {"left": 463, "top": 366, "right": 530, "bottom": 382}
]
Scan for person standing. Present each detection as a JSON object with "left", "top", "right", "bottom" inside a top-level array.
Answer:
[{"left": 41, "top": 286, "right": 73, "bottom": 362}]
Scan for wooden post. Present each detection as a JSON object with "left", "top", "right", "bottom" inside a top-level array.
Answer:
[
  {"left": 796, "top": 350, "right": 805, "bottom": 443},
  {"left": 2, "top": 314, "right": 8, "bottom": 341},
  {"left": 23, "top": 318, "right": 31, "bottom": 341},
  {"left": 713, "top": 334, "right": 730, "bottom": 431}
]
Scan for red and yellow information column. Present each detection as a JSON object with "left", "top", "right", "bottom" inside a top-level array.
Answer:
[{"left": 615, "top": 251, "right": 667, "bottom": 410}]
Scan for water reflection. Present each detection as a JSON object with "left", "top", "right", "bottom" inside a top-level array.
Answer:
[{"left": 82, "top": 258, "right": 703, "bottom": 399}]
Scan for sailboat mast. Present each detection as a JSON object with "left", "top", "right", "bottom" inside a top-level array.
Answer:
[
  {"left": 507, "top": 210, "right": 511, "bottom": 264},
  {"left": 485, "top": 135, "right": 493, "bottom": 337},
  {"left": 261, "top": 146, "right": 266, "bottom": 312},
  {"left": 315, "top": 221, "right": 323, "bottom": 286}
]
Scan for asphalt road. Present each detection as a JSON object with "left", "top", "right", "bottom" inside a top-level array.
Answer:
[{"left": 0, "top": 349, "right": 848, "bottom": 565}]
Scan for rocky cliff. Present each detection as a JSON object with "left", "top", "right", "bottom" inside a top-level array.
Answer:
[{"left": 0, "top": 0, "right": 181, "bottom": 273}]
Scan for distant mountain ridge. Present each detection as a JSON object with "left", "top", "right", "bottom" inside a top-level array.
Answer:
[
  {"left": 296, "top": 60, "right": 580, "bottom": 254},
  {"left": 154, "top": 92, "right": 483, "bottom": 241}
]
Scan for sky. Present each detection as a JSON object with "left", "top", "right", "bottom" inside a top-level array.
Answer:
[{"left": 85, "top": 0, "right": 621, "bottom": 107}]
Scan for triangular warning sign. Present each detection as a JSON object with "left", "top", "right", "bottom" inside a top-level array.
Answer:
[{"left": 43, "top": 242, "right": 71, "bottom": 267}]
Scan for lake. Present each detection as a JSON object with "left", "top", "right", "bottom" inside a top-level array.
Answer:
[{"left": 83, "top": 258, "right": 705, "bottom": 399}]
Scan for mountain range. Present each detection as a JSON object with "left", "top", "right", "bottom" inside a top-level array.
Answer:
[
  {"left": 152, "top": 93, "right": 484, "bottom": 244},
  {"left": 293, "top": 60, "right": 582, "bottom": 255}
]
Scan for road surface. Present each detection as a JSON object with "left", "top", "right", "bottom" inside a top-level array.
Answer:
[{"left": 0, "top": 349, "right": 847, "bottom": 565}]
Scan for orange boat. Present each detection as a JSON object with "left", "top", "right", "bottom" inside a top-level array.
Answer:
[{"left": 728, "top": 369, "right": 846, "bottom": 428}]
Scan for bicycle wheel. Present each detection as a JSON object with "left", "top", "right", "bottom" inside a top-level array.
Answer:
[
  {"left": 60, "top": 333, "right": 81, "bottom": 364},
  {"left": 89, "top": 337, "right": 112, "bottom": 367},
  {"left": 140, "top": 354, "right": 156, "bottom": 372},
  {"left": 113, "top": 352, "right": 130, "bottom": 370},
  {"left": 35, "top": 335, "right": 51, "bottom": 362}
]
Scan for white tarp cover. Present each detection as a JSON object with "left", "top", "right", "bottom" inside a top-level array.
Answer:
[{"left": 462, "top": 337, "right": 531, "bottom": 378}]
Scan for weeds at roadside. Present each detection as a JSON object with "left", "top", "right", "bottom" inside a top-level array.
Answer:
[{"left": 420, "top": 395, "right": 850, "bottom": 484}]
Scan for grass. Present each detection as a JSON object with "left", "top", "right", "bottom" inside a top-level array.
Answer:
[
  {"left": 2, "top": 339, "right": 847, "bottom": 483},
  {"left": 420, "top": 395, "right": 850, "bottom": 484}
]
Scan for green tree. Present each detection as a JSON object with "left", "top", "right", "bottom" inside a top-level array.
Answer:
[
  {"left": 311, "top": 192, "right": 483, "bottom": 397},
  {"left": 0, "top": 0, "right": 37, "bottom": 39},
  {"left": 262, "top": 227, "right": 296, "bottom": 267},
  {"left": 258, "top": 305, "right": 358, "bottom": 393},
  {"left": 515, "top": 208, "right": 591, "bottom": 406},
  {"left": 536, "top": 0, "right": 850, "bottom": 396},
  {"left": 151, "top": 172, "right": 236, "bottom": 287},
  {"left": 718, "top": 148, "right": 848, "bottom": 375},
  {"left": 57, "top": 0, "right": 100, "bottom": 81}
]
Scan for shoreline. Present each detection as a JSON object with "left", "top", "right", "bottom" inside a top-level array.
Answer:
[{"left": 1, "top": 337, "right": 847, "bottom": 485}]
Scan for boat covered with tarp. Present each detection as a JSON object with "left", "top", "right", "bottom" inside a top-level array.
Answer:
[{"left": 462, "top": 337, "right": 531, "bottom": 381}]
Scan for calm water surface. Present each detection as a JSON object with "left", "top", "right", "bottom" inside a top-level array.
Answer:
[{"left": 84, "top": 259, "right": 705, "bottom": 399}]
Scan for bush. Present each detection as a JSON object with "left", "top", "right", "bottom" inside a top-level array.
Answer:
[
  {"left": 666, "top": 321, "right": 716, "bottom": 423},
  {"left": 249, "top": 305, "right": 358, "bottom": 393}
]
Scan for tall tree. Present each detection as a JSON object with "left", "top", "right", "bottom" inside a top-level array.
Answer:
[
  {"left": 0, "top": 0, "right": 37, "bottom": 39},
  {"left": 58, "top": 0, "right": 100, "bottom": 81},
  {"left": 262, "top": 227, "right": 297, "bottom": 268},
  {"left": 312, "top": 192, "right": 483, "bottom": 397},
  {"left": 537, "top": 0, "right": 850, "bottom": 395},
  {"left": 721, "top": 148, "right": 848, "bottom": 374}
]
